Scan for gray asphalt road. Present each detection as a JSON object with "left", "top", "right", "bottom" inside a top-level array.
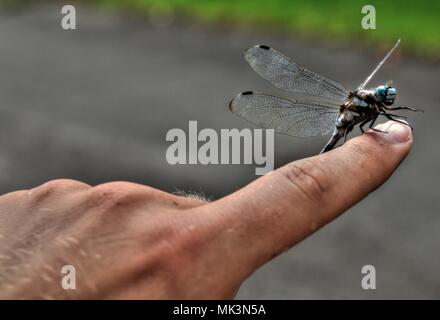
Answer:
[{"left": 0, "top": 4, "right": 439, "bottom": 299}]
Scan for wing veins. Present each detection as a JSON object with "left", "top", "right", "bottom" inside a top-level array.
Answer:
[
  {"left": 230, "top": 92, "right": 341, "bottom": 137},
  {"left": 245, "top": 45, "right": 350, "bottom": 102}
]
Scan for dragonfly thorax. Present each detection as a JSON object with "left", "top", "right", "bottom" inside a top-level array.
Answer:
[
  {"left": 351, "top": 84, "right": 397, "bottom": 109},
  {"left": 349, "top": 89, "right": 376, "bottom": 109}
]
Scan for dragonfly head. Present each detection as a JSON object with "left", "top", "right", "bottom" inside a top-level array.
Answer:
[{"left": 375, "top": 84, "right": 397, "bottom": 106}]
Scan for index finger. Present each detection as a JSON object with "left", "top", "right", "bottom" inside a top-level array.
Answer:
[{"left": 195, "top": 121, "right": 413, "bottom": 280}]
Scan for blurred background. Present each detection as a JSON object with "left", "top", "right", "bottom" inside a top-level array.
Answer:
[{"left": 0, "top": 0, "right": 439, "bottom": 298}]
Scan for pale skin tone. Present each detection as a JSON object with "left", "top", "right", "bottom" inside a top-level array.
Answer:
[{"left": 0, "top": 120, "right": 412, "bottom": 299}]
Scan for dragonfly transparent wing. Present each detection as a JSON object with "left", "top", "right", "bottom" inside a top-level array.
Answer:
[
  {"left": 229, "top": 91, "right": 340, "bottom": 137},
  {"left": 245, "top": 45, "right": 349, "bottom": 103}
]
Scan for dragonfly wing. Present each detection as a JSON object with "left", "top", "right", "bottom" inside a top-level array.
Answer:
[
  {"left": 229, "top": 91, "right": 341, "bottom": 137},
  {"left": 245, "top": 45, "right": 349, "bottom": 103}
]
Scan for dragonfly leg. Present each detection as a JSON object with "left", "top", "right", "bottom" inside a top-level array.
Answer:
[
  {"left": 384, "top": 112, "right": 407, "bottom": 119},
  {"left": 343, "top": 123, "right": 355, "bottom": 143},
  {"left": 359, "top": 118, "right": 372, "bottom": 133},
  {"left": 384, "top": 106, "right": 423, "bottom": 112},
  {"left": 383, "top": 114, "right": 414, "bottom": 130},
  {"left": 368, "top": 115, "right": 387, "bottom": 133}
]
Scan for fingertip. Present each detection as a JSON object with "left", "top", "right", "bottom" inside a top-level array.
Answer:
[
  {"left": 333, "top": 121, "right": 413, "bottom": 191},
  {"left": 372, "top": 120, "right": 413, "bottom": 145},
  {"left": 341, "top": 120, "right": 413, "bottom": 158}
]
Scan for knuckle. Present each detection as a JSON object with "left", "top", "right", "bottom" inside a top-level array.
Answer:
[
  {"left": 280, "top": 161, "right": 329, "bottom": 202},
  {"left": 0, "top": 189, "right": 28, "bottom": 201},
  {"left": 88, "top": 181, "right": 158, "bottom": 209},
  {"left": 30, "top": 179, "right": 90, "bottom": 202},
  {"left": 78, "top": 182, "right": 163, "bottom": 234}
]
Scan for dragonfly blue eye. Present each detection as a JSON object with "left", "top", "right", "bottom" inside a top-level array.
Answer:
[
  {"left": 388, "top": 87, "right": 397, "bottom": 96},
  {"left": 375, "top": 85, "right": 397, "bottom": 105},
  {"left": 375, "top": 85, "right": 388, "bottom": 99}
]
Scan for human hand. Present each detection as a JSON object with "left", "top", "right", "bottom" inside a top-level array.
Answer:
[{"left": 0, "top": 120, "right": 412, "bottom": 299}]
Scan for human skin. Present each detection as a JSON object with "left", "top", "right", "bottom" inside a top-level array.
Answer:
[{"left": 0, "top": 120, "right": 412, "bottom": 299}]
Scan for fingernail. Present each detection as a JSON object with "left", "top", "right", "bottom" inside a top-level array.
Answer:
[{"left": 374, "top": 120, "right": 412, "bottom": 144}]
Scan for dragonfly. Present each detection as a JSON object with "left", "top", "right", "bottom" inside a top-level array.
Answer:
[{"left": 229, "top": 39, "right": 420, "bottom": 153}]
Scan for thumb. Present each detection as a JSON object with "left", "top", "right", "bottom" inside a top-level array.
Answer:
[{"left": 204, "top": 120, "right": 413, "bottom": 277}]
